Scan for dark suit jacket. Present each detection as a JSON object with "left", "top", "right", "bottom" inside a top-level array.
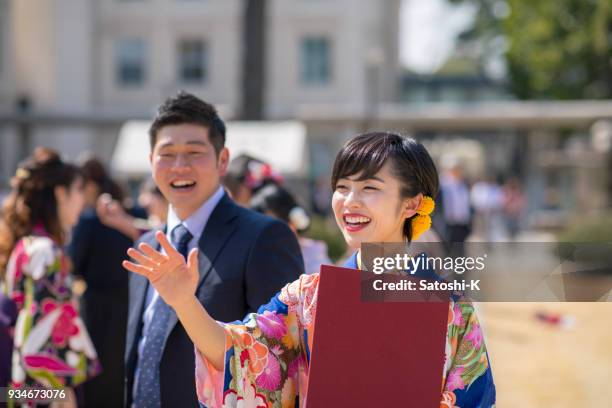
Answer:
[
  {"left": 69, "top": 208, "right": 145, "bottom": 408},
  {"left": 125, "top": 193, "right": 304, "bottom": 407}
]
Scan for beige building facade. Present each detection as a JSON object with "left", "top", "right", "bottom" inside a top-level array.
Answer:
[
  {"left": 1, "top": 0, "right": 400, "bottom": 116},
  {"left": 0, "top": 0, "right": 401, "bottom": 187}
]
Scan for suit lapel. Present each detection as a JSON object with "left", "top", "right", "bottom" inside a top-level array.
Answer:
[{"left": 163, "top": 193, "right": 239, "bottom": 340}]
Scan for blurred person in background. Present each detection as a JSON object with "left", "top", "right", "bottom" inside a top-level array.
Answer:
[
  {"left": 251, "top": 183, "right": 331, "bottom": 275},
  {"left": 502, "top": 177, "right": 526, "bottom": 240},
  {"left": 439, "top": 157, "right": 473, "bottom": 244},
  {"left": 68, "top": 156, "right": 140, "bottom": 408},
  {"left": 96, "top": 180, "right": 168, "bottom": 241},
  {"left": 95, "top": 178, "right": 169, "bottom": 237},
  {"left": 471, "top": 176, "right": 504, "bottom": 241},
  {"left": 223, "top": 154, "right": 283, "bottom": 207},
  {"left": 137, "top": 178, "right": 169, "bottom": 229},
  {"left": 0, "top": 148, "right": 100, "bottom": 406}
]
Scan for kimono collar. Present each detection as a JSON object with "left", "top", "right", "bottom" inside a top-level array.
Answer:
[{"left": 343, "top": 251, "right": 360, "bottom": 269}]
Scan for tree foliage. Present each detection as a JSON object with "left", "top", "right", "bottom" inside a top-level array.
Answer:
[{"left": 450, "top": 0, "right": 612, "bottom": 99}]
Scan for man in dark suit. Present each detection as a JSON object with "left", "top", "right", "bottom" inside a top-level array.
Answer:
[{"left": 125, "top": 92, "right": 304, "bottom": 407}]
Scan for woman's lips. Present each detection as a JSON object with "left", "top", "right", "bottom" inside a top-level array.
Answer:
[
  {"left": 343, "top": 213, "right": 371, "bottom": 233},
  {"left": 345, "top": 222, "right": 368, "bottom": 232}
]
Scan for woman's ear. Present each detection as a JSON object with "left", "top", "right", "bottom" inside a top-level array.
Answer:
[{"left": 402, "top": 193, "right": 423, "bottom": 219}]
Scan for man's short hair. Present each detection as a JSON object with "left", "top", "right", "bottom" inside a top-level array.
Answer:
[{"left": 149, "top": 91, "right": 226, "bottom": 155}]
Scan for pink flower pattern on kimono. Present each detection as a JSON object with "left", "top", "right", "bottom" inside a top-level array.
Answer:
[
  {"left": 465, "top": 323, "right": 484, "bottom": 349},
  {"left": 255, "top": 352, "right": 281, "bottom": 391},
  {"left": 256, "top": 310, "right": 286, "bottom": 339},
  {"left": 452, "top": 303, "right": 464, "bottom": 326},
  {"left": 11, "top": 291, "right": 24, "bottom": 309},
  {"left": 446, "top": 366, "right": 466, "bottom": 392},
  {"left": 23, "top": 354, "right": 78, "bottom": 376},
  {"left": 41, "top": 300, "right": 80, "bottom": 347}
]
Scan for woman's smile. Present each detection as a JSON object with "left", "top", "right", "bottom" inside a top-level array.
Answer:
[{"left": 342, "top": 213, "right": 372, "bottom": 232}]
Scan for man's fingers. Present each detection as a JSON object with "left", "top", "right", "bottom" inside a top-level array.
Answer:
[
  {"left": 187, "top": 248, "right": 199, "bottom": 275},
  {"left": 123, "top": 260, "right": 152, "bottom": 278},
  {"left": 155, "top": 231, "right": 180, "bottom": 258},
  {"left": 127, "top": 248, "right": 157, "bottom": 268},
  {"left": 138, "top": 243, "right": 167, "bottom": 263}
]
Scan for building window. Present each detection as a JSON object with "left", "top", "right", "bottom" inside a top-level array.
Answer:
[
  {"left": 300, "top": 37, "right": 331, "bottom": 85},
  {"left": 178, "top": 39, "right": 207, "bottom": 84},
  {"left": 115, "top": 39, "right": 146, "bottom": 86}
]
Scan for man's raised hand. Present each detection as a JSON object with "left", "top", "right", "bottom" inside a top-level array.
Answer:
[{"left": 123, "top": 231, "right": 199, "bottom": 309}]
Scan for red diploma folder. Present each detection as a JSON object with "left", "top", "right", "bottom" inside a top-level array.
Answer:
[{"left": 305, "top": 265, "right": 449, "bottom": 407}]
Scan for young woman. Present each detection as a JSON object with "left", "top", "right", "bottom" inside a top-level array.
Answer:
[
  {"left": 0, "top": 148, "right": 100, "bottom": 403},
  {"left": 124, "top": 133, "right": 496, "bottom": 407}
]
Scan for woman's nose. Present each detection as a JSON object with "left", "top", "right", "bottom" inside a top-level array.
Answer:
[{"left": 344, "top": 190, "right": 361, "bottom": 208}]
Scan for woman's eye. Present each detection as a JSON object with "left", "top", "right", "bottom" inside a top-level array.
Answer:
[
  {"left": 364, "top": 186, "right": 379, "bottom": 191},
  {"left": 335, "top": 184, "right": 348, "bottom": 191}
]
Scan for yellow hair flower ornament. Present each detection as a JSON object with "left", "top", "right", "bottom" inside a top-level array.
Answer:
[
  {"left": 416, "top": 195, "right": 435, "bottom": 216},
  {"left": 411, "top": 196, "right": 435, "bottom": 240},
  {"left": 411, "top": 214, "right": 432, "bottom": 240}
]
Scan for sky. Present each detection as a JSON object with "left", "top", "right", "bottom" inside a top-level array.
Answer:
[{"left": 399, "top": 0, "right": 476, "bottom": 73}]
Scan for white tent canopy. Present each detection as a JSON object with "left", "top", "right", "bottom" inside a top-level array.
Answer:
[{"left": 111, "top": 120, "right": 308, "bottom": 178}]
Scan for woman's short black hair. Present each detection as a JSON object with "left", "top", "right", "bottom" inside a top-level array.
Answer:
[{"left": 331, "top": 132, "right": 439, "bottom": 241}]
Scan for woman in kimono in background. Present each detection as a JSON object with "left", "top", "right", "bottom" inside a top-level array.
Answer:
[
  {"left": 125, "top": 132, "right": 496, "bottom": 407},
  {"left": 0, "top": 148, "right": 100, "bottom": 406}
]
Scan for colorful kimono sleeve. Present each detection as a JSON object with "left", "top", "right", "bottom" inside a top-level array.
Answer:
[
  {"left": 7, "top": 235, "right": 100, "bottom": 389},
  {"left": 195, "top": 293, "right": 305, "bottom": 408},
  {"left": 441, "top": 300, "right": 496, "bottom": 408}
]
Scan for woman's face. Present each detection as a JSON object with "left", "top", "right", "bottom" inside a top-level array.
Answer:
[
  {"left": 332, "top": 161, "right": 420, "bottom": 250},
  {"left": 56, "top": 177, "right": 85, "bottom": 231}
]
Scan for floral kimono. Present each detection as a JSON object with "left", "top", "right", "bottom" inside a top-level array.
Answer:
[
  {"left": 195, "top": 253, "right": 496, "bottom": 407},
  {"left": 3, "top": 229, "right": 100, "bottom": 390}
]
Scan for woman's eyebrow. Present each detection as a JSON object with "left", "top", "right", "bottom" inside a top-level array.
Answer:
[
  {"left": 345, "top": 175, "right": 385, "bottom": 183},
  {"left": 368, "top": 176, "right": 385, "bottom": 182}
]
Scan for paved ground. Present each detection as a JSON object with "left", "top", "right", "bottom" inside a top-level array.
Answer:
[{"left": 480, "top": 302, "right": 612, "bottom": 407}]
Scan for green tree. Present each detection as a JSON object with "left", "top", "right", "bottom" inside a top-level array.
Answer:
[{"left": 450, "top": 0, "right": 612, "bottom": 99}]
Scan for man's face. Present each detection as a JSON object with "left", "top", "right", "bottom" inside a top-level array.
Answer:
[{"left": 150, "top": 123, "right": 229, "bottom": 220}]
